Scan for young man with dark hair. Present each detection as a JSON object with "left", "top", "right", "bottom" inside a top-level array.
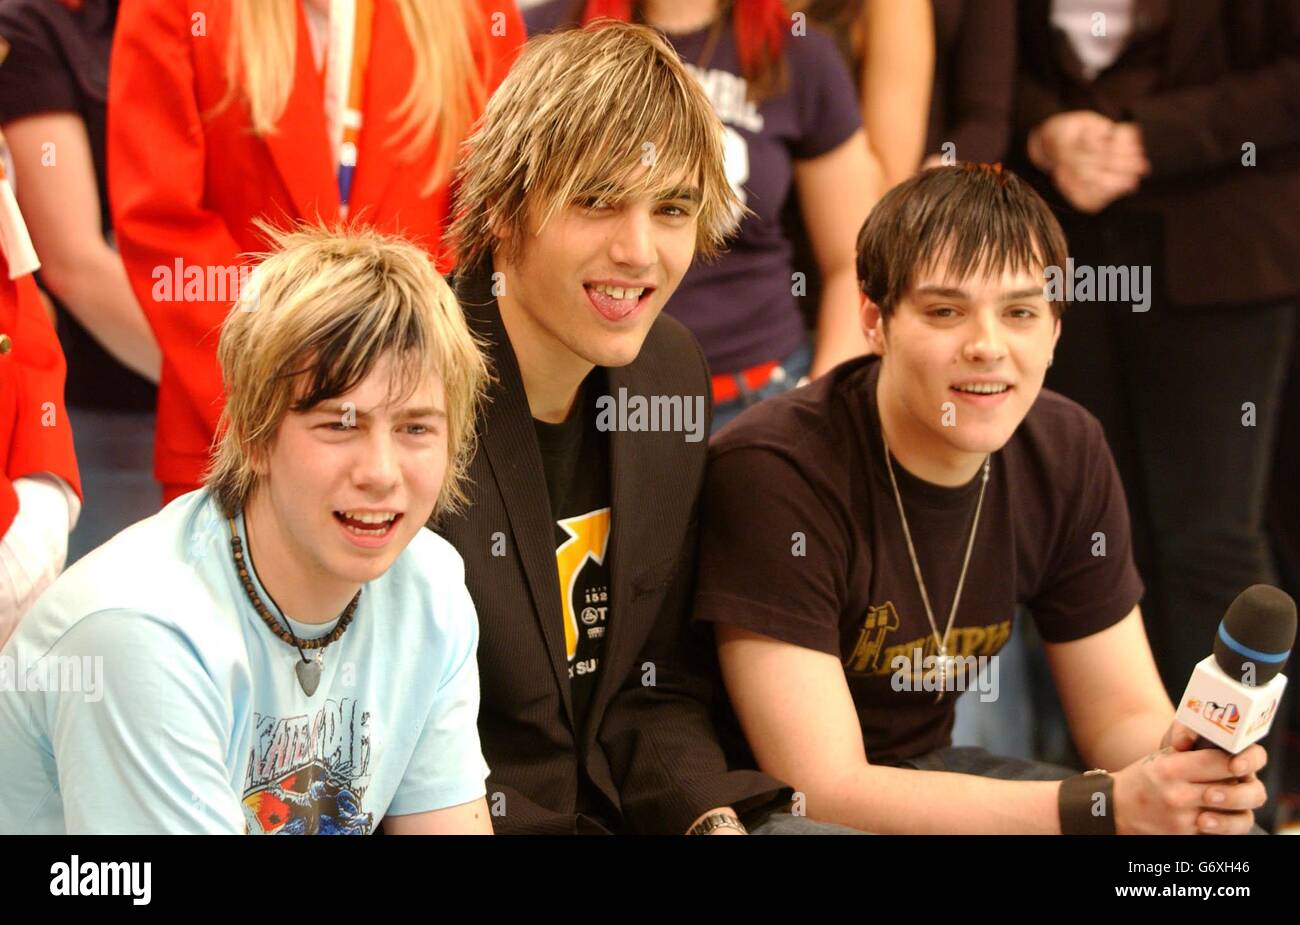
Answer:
[
  {"left": 694, "top": 164, "right": 1270, "bottom": 834},
  {"left": 437, "top": 20, "right": 844, "bottom": 835}
]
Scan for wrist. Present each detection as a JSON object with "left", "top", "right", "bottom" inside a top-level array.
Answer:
[
  {"left": 687, "top": 810, "right": 747, "bottom": 836},
  {"left": 1059, "top": 769, "right": 1116, "bottom": 835}
]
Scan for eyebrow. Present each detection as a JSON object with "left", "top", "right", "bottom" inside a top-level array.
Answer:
[
  {"left": 655, "top": 185, "right": 702, "bottom": 203},
  {"left": 313, "top": 403, "right": 446, "bottom": 421},
  {"left": 913, "top": 285, "right": 1046, "bottom": 302}
]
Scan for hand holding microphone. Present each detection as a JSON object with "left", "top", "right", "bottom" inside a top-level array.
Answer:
[
  {"left": 1110, "top": 722, "right": 1267, "bottom": 834},
  {"left": 1109, "top": 585, "right": 1294, "bottom": 834}
]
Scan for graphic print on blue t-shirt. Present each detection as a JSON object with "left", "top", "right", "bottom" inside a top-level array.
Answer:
[{"left": 241, "top": 697, "right": 373, "bottom": 835}]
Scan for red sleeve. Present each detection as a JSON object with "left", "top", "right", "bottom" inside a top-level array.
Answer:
[
  {"left": 107, "top": 0, "right": 246, "bottom": 440},
  {"left": 0, "top": 272, "right": 81, "bottom": 535}
]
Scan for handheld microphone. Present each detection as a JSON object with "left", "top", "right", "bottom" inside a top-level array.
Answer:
[{"left": 1175, "top": 584, "right": 1296, "bottom": 754}]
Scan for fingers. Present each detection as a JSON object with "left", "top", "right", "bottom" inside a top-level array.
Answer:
[
  {"left": 1167, "top": 722, "right": 1199, "bottom": 752},
  {"left": 1196, "top": 809, "right": 1256, "bottom": 835},
  {"left": 1229, "top": 746, "right": 1268, "bottom": 778},
  {"left": 1098, "top": 149, "right": 1151, "bottom": 177},
  {"left": 1201, "top": 776, "right": 1267, "bottom": 813},
  {"left": 1170, "top": 744, "right": 1268, "bottom": 783}
]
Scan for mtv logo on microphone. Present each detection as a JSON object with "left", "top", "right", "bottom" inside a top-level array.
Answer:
[{"left": 1176, "top": 656, "right": 1286, "bottom": 753}]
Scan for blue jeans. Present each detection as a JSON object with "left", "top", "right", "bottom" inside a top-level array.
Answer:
[
  {"left": 711, "top": 342, "right": 812, "bottom": 435},
  {"left": 898, "top": 746, "right": 1076, "bottom": 781},
  {"left": 746, "top": 810, "right": 865, "bottom": 835}
]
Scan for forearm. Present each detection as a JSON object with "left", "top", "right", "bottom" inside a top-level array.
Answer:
[
  {"left": 810, "top": 269, "right": 868, "bottom": 378},
  {"left": 808, "top": 763, "right": 1063, "bottom": 835},
  {"left": 1080, "top": 708, "right": 1173, "bottom": 772},
  {"left": 42, "top": 246, "right": 161, "bottom": 382}
]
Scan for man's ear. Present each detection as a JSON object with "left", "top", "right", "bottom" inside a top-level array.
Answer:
[
  {"left": 486, "top": 197, "right": 509, "bottom": 244},
  {"left": 860, "top": 292, "right": 886, "bottom": 356},
  {"left": 246, "top": 435, "right": 271, "bottom": 480},
  {"left": 1050, "top": 314, "right": 1062, "bottom": 363}
]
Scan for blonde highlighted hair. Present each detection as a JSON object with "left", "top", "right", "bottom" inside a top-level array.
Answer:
[
  {"left": 205, "top": 222, "right": 489, "bottom": 522},
  {"left": 221, "top": 0, "right": 488, "bottom": 194},
  {"left": 448, "top": 20, "right": 741, "bottom": 270}
]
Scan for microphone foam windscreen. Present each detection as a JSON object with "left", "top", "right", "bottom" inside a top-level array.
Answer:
[{"left": 1213, "top": 584, "right": 1298, "bottom": 686}]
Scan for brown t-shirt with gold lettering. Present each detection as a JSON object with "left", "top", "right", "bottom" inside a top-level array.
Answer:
[{"left": 694, "top": 356, "right": 1143, "bottom": 765}]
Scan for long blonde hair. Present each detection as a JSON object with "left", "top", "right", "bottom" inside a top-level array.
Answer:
[{"left": 222, "top": 0, "right": 488, "bottom": 194}]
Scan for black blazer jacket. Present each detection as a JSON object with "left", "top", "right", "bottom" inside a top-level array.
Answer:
[
  {"left": 435, "top": 265, "right": 786, "bottom": 834},
  {"left": 1014, "top": 0, "right": 1300, "bottom": 308}
]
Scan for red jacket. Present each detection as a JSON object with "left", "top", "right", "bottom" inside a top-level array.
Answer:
[
  {"left": 0, "top": 268, "right": 81, "bottom": 535},
  {"left": 109, "top": 0, "right": 524, "bottom": 491}
]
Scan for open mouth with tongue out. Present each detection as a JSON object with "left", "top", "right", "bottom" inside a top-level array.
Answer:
[{"left": 584, "top": 280, "right": 655, "bottom": 322}]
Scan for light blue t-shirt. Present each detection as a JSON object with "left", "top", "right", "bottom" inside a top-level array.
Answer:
[{"left": 0, "top": 490, "right": 489, "bottom": 834}]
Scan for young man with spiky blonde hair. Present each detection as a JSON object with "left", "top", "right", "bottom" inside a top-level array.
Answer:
[
  {"left": 436, "top": 20, "right": 853, "bottom": 835},
  {"left": 0, "top": 224, "right": 494, "bottom": 835}
]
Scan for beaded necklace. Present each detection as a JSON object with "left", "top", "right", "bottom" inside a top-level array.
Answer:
[{"left": 228, "top": 517, "right": 359, "bottom": 696}]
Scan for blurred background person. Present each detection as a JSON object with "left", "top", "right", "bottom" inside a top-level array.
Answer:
[
  {"left": 0, "top": 155, "right": 81, "bottom": 647},
  {"left": 797, "top": 0, "right": 1014, "bottom": 181},
  {"left": 527, "top": 0, "right": 880, "bottom": 431},
  {"left": 1013, "top": 0, "right": 1300, "bottom": 828},
  {"left": 790, "top": 0, "right": 933, "bottom": 187},
  {"left": 0, "top": 0, "right": 158, "bottom": 561},
  {"left": 109, "top": 0, "right": 523, "bottom": 502},
  {"left": 1014, "top": 0, "right": 1299, "bottom": 697}
]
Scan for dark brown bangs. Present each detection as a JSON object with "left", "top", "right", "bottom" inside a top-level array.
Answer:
[
  {"left": 857, "top": 164, "right": 1070, "bottom": 318},
  {"left": 284, "top": 307, "right": 430, "bottom": 415}
]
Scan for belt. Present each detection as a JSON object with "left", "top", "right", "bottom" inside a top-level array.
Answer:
[{"left": 711, "top": 358, "right": 782, "bottom": 404}]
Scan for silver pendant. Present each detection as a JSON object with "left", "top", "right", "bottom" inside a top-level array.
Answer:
[
  {"left": 931, "top": 652, "right": 956, "bottom": 703},
  {"left": 295, "top": 651, "right": 323, "bottom": 696}
]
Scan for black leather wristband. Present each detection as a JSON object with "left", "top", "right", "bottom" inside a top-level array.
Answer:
[{"left": 1059, "top": 769, "right": 1117, "bottom": 835}]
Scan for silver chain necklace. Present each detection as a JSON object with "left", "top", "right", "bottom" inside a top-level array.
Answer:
[{"left": 881, "top": 433, "right": 990, "bottom": 703}]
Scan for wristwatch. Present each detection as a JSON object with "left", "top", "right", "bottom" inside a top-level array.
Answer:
[
  {"left": 1059, "top": 768, "right": 1116, "bottom": 835},
  {"left": 688, "top": 812, "right": 747, "bottom": 836}
]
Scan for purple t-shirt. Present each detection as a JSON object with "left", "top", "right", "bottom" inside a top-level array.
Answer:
[{"left": 525, "top": 3, "right": 862, "bottom": 375}]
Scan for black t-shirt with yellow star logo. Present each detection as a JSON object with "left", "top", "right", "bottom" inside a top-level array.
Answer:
[{"left": 534, "top": 371, "right": 611, "bottom": 735}]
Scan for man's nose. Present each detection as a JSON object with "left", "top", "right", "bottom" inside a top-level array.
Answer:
[
  {"left": 607, "top": 207, "right": 655, "bottom": 270},
  {"left": 353, "top": 430, "right": 400, "bottom": 495},
  {"left": 963, "top": 312, "right": 1008, "bottom": 363}
]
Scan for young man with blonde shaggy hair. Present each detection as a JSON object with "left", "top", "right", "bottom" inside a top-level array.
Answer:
[
  {"left": 436, "top": 20, "right": 852, "bottom": 835},
  {"left": 0, "top": 225, "right": 493, "bottom": 835}
]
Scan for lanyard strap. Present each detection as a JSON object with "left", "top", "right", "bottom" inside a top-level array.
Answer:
[{"left": 323, "top": 0, "right": 375, "bottom": 216}]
